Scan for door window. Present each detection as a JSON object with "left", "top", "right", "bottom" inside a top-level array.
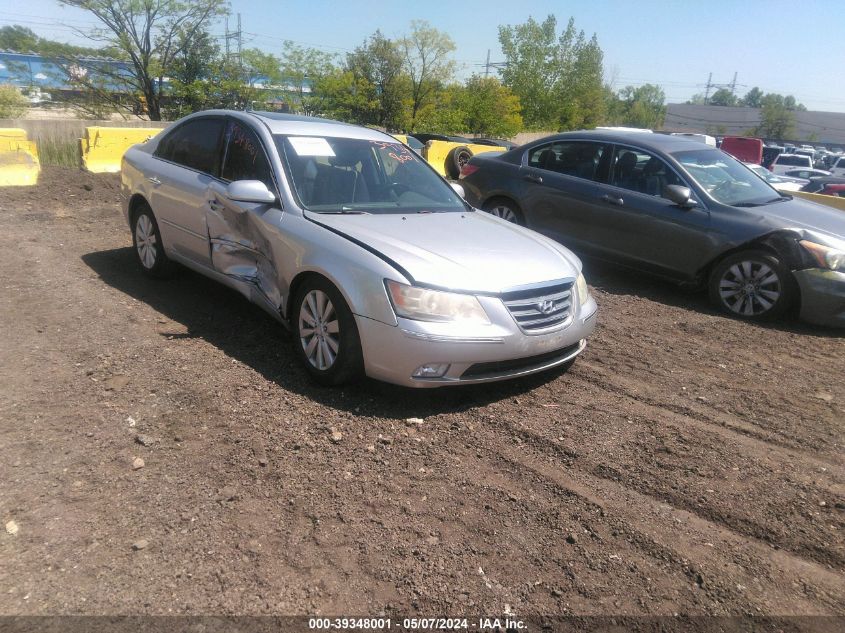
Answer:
[
  {"left": 527, "top": 141, "right": 605, "bottom": 182},
  {"left": 221, "top": 121, "right": 274, "bottom": 190},
  {"left": 609, "top": 147, "right": 684, "bottom": 196},
  {"left": 155, "top": 118, "right": 225, "bottom": 175}
]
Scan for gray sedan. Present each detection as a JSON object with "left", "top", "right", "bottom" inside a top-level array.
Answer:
[
  {"left": 459, "top": 130, "right": 845, "bottom": 326},
  {"left": 121, "top": 111, "right": 597, "bottom": 387}
]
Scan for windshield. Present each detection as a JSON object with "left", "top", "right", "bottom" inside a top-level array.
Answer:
[
  {"left": 275, "top": 135, "right": 465, "bottom": 214},
  {"left": 674, "top": 149, "right": 780, "bottom": 206}
]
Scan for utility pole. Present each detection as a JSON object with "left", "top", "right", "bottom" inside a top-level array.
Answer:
[
  {"left": 730, "top": 71, "right": 737, "bottom": 96},
  {"left": 484, "top": 49, "right": 490, "bottom": 78},
  {"left": 704, "top": 72, "right": 712, "bottom": 104}
]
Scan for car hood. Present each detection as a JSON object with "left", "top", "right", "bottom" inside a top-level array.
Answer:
[
  {"left": 759, "top": 197, "right": 845, "bottom": 243},
  {"left": 307, "top": 210, "right": 580, "bottom": 293}
]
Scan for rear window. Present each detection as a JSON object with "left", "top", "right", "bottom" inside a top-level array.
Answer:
[{"left": 776, "top": 155, "right": 811, "bottom": 166}]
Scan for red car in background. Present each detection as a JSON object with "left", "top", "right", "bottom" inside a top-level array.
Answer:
[
  {"left": 818, "top": 183, "right": 845, "bottom": 197},
  {"left": 720, "top": 136, "right": 764, "bottom": 164}
]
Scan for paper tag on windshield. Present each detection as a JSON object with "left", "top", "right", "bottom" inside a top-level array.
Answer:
[{"left": 288, "top": 137, "right": 335, "bottom": 157}]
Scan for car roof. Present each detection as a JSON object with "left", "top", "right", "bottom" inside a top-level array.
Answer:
[
  {"left": 545, "top": 129, "right": 719, "bottom": 153},
  {"left": 184, "top": 109, "right": 393, "bottom": 141}
]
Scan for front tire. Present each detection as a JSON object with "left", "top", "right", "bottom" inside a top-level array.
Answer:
[
  {"left": 132, "top": 203, "right": 174, "bottom": 278},
  {"left": 708, "top": 250, "right": 795, "bottom": 320},
  {"left": 293, "top": 277, "right": 364, "bottom": 386}
]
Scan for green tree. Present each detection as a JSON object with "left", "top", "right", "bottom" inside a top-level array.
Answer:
[
  {"left": 457, "top": 75, "right": 522, "bottom": 137},
  {"left": 0, "top": 84, "right": 28, "bottom": 118},
  {"left": 757, "top": 93, "right": 796, "bottom": 139},
  {"left": 310, "top": 68, "right": 376, "bottom": 123},
  {"left": 400, "top": 20, "right": 456, "bottom": 129},
  {"left": 612, "top": 83, "right": 666, "bottom": 129},
  {"left": 346, "top": 30, "right": 407, "bottom": 129},
  {"left": 58, "top": 0, "right": 229, "bottom": 120},
  {"left": 741, "top": 87, "right": 764, "bottom": 108},
  {"left": 279, "top": 40, "right": 336, "bottom": 115},
  {"left": 709, "top": 88, "right": 737, "bottom": 107},
  {"left": 498, "top": 15, "right": 605, "bottom": 131},
  {"left": 0, "top": 26, "right": 39, "bottom": 51}
]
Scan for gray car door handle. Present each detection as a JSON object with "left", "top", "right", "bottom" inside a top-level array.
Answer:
[
  {"left": 146, "top": 176, "right": 161, "bottom": 186},
  {"left": 208, "top": 199, "right": 223, "bottom": 211},
  {"left": 523, "top": 173, "right": 543, "bottom": 184},
  {"left": 601, "top": 194, "right": 624, "bottom": 206}
]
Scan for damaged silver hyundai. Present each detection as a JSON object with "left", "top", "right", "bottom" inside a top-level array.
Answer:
[{"left": 121, "top": 111, "right": 597, "bottom": 386}]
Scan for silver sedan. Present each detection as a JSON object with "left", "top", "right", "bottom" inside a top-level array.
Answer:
[{"left": 121, "top": 110, "right": 597, "bottom": 387}]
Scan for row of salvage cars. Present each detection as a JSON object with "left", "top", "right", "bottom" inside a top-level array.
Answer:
[{"left": 121, "top": 111, "right": 845, "bottom": 388}]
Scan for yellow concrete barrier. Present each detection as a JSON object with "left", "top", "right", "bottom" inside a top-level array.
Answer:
[
  {"left": 792, "top": 190, "right": 845, "bottom": 212},
  {"left": 424, "top": 140, "right": 507, "bottom": 178},
  {"left": 0, "top": 128, "right": 40, "bottom": 187},
  {"left": 80, "top": 126, "right": 160, "bottom": 173}
]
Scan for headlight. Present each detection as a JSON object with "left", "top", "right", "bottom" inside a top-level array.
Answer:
[
  {"left": 800, "top": 240, "right": 845, "bottom": 271},
  {"left": 576, "top": 272, "right": 590, "bottom": 307},
  {"left": 385, "top": 280, "right": 490, "bottom": 324}
]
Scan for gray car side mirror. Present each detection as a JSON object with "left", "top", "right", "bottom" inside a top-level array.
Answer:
[
  {"left": 226, "top": 180, "right": 276, "bottom": 204},
  {"left": 663, "top": 184, "right": 695, "bottom": 208},
  {"left": 450, "top": 182, "right": 466, "bottom": 199}
]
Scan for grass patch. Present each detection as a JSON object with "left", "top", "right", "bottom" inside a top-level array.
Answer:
[{"left": 36, "top": 135, "right": 80, "bottom": 168}]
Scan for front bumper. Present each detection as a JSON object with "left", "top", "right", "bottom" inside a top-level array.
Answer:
[
  {"left": 355, "top": 294, "right": 598, "bottom": 387},
  {"left": 795, "top": 268, "right": 845, "bottom": 328}
]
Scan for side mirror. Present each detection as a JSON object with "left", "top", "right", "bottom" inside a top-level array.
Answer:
[
  {"left": 225, "top": 180, "right": 276, "bottom": 204},
  {"left": 663, "top": 184, "right": 695, "bottom": 207},
  {"left": 450, "top": 182, "right": 466, "bottom": 198}
]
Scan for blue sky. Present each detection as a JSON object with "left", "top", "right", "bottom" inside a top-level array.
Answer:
[{"left": 3, "top": 0, "right": 844, "bottom": 112}]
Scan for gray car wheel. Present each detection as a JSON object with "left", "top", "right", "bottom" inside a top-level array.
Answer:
[
  {"left": 483, "top": 198, "right": 523, "bottom": 225},
  {"left": 132, "top": 203, "right": 174, "bottom": 278},
  {"left": 708, "top": 250, "right": 794, "bottom": 320},
  {"left": 293, "top": 277, "right": 363, "bottom": 386}
]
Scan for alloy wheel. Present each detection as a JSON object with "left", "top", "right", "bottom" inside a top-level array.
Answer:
[
  {"left": 298, "top": 289, "right": 340, "bottom": 370},
  {"left": 489, "top": 204, "right": 518, "bottom": 223},
  {"left": 135, "top": 214, "right": 157, "bottom": 269},
  {"left": 718, "top": 260, "right": 782, "bottom": 316}
]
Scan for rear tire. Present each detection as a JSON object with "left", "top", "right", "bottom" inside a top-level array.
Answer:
[
  {"left": 482, "top": 197, "right": 523, "bottom": 225},
  {"left": 131, "top": 203, "right": 174, "bottom": 278},
  {"left": 708, "top": 250, "right": 795, "bottom": 321},
  {"left": 292, "top": 277, "right": 364, "bottom": 386}
]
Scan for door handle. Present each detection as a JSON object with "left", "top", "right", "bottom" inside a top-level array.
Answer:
[
  {"left": 601, "top": 194, "right": 624, "bottom": 206},
  {"left": 522, "top": 173, "right": 543, "bottom": 184},
  {"left": 207, "top": 199, "right": 223, "bottom": 211},
  {"left": 146, "top": 176, "right": 161, "bottom": 186}
]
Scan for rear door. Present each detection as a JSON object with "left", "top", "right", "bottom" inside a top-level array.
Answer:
[
  {"left": 517, "top": 140, "right": 613, "bottom": 254},
  {"left": 149, "top": 117, "right": 226, "bottom": 266}
]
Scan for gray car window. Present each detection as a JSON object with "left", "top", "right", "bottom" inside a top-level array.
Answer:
[
  {"left": 221, "top": 121, "right": 273, "bottom": 190},
  {"left": 155, "top": 118, "right": 225, "bottom": 175},
  {"left": 609, "top": 147, "right": 684, "bottom": 196},
  {"left": 527, "top": 141, "right": 605, "bottom": 182}
]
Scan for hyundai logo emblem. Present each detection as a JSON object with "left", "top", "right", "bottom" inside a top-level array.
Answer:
[{"left": 537, "top": 299, "right": 555, "bottom": 315}]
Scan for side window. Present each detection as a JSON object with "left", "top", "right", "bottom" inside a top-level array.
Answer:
[
  {"left": 526, "top": 141, "right": 605, "bottom": 181},
  {"left": 154, "top": 118, "right": 224, "bottom": 175},
  {"left": 221, "top": 121, "right": 273, "bottom": 189},
  {"left": 609, "top": 147, "right": 683, "bottom": 196}
]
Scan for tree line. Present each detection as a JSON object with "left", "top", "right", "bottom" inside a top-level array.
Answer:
[{"left": 3, "top": 1, "right": 680, "bottom": 137}]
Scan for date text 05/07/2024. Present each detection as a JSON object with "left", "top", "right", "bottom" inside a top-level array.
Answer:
[{"left": 307, "top": 617, "right": 528, "bottom": 630}]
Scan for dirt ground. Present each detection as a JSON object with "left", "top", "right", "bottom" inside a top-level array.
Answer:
[{"left": 0, "top": 167, "right": 843, "bottom": 618}]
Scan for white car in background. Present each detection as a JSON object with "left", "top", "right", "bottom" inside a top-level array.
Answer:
[
  {"left": 769, "top": 153, "right": 814, "bottom": 175},
  {"left": 829, "top": 156, "right": 845, "bottom": 177},
  {"left": 783, "top": 168, "right": 831, "bottom": 181},
  {"left": 671, "top": 132, "right": 717, "bottom": 147},
  {"left": 745, "top": 163, "right": 807, "bottom": 192}
]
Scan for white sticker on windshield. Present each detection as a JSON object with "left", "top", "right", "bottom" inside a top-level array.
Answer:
[{"left": 288, "top": 136, "right": 335, "bottom": 157}]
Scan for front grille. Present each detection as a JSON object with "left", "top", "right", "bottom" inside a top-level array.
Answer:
[
  {"left": 501, "top": 281, "right": 574, "bottom": 332},
  {"left": 461, "top": 341, "right": 582, "bottom": 379}
]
